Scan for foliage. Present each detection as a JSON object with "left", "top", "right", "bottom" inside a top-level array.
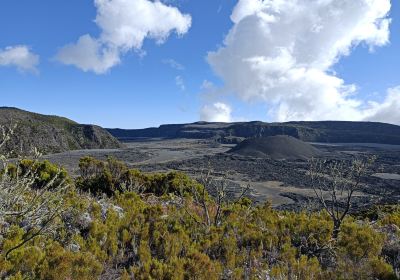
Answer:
[
  {"left": 0, "top": 127, "right": 70, "bottom": 261},
  {"left": 0, "top": 154, "right": 398, "bottom": 279},
  {"left": 76, "top": 156, "right": 204, "bottom": 197}
]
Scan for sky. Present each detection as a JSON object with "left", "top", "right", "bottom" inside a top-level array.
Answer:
[{"left": 0, "top": 0, "right": 399, "bottom": 128}]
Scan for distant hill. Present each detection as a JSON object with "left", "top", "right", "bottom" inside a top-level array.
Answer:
[
  {"left": 108, "top": 120, "right": 400, "bottom": 145},
  {"left": 228, "top": 135, "right": 321, "bottom": 160},
  {"left": 0, "top": 107, "right": 122, "bottom": 154}
]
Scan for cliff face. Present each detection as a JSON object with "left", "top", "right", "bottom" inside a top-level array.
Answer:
[
  {"left": 108, "top": 121, "right": 400, "bottom": 145},
  {"left": 0, "top": 107, "right": 122, "bottom": 154}
]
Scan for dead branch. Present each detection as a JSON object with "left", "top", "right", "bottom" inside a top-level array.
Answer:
[{"left": 308, "top": 156, "right": 375, "bottom": 239}]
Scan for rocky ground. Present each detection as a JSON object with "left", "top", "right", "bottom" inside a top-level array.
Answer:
[{"left": 44, "top": 138, "right": 400, "bottom": 211}]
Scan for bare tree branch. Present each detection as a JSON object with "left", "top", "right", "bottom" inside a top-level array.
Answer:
[
  {"left": 308, "top": 156, "right": 375, "bottom": 239},
  {"left": 0, "top": 124, "right": 69, "bottom": 259}
]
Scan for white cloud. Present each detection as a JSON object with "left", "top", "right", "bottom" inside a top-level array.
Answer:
[
  {"left": 175, "top": 75, "right": 185, "bottom": 91},
  {"left": 57, "top": 0, "right": 191, "bottom": 74},
  {"left": 163, "top": 58, "right": 184, "bottom": 70},
  {"left": 207, "top": 0, "right": 394, "bottom": 123},
  {"left": 201, "top": 80, "right": 214, "bottom": 90},
  {"left": 56, "top": 35, "right": 120, "bottom": 74},
  {"left": 0, "top": 45, "right": 39, "bottom": 73},
  {"left": 200, "top": 102, "right": 232, "bottom": 122},
  {"left": 364, "top": 87, "right": 400, "bottom": 125}
]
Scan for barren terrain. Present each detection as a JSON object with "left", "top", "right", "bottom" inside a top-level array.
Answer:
[{"left": 44, "top": 138, "right": 400, "bottom": 210}]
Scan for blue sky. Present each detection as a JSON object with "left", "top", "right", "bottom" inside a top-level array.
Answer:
[
  {"left": 336, "top": 1, "right": 400, "bottom": 101},
  {"left": 0, "top": 0, "right": 399, "bottom": 128}
]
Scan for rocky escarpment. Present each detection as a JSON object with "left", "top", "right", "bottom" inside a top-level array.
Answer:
[
  {"left": 0, "top": 107, "right": 123, "bottom": 154},
  {"left": 108, "top": 120, "right": 400, "bottom": 145}
]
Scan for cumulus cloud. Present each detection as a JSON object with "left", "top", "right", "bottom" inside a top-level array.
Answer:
[
  {"left": 364, "top": 87, "right": 400, "bottom": 125},
  {"left": 207, "top": 0, "right": 394, "bottom": 123},
  {"left": 0, "top": 45, "right": 39, "bottom": 73},
  {"left": 56, "top": 35, "right": 120, "bottom": 74},
  {"left": 56, "top": 0, "right": 191, "bottom": 74},
  {"left": 200, "top": 102, "right": 232, "bottom": 122}
]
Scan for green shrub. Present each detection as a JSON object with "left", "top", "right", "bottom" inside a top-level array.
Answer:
[
  {"left": 76, "top": 156, "right": 204, "bottom": 197},
  {"left": 0, "top": 157, "right": 398, "bottom": 279}
]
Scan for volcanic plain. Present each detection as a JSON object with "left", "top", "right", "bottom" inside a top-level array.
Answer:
[{"left": 44, "top": 136, "right": 400, "bottom": 210}]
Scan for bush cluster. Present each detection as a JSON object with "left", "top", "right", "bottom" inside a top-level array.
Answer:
[
  {"left": 76, "top": 156, "right": 204, "bottom": 197},
  {"left": 0, "top": 157, "right": 399, "bottom": 279}
]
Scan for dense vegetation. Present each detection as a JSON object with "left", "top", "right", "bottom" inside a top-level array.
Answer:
[{"left": 0, "top": 155, "right": 399, "bottom": 279}]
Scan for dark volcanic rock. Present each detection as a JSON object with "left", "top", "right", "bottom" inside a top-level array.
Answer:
[
  {"left": 108, "top": 120, "right": 400, "bottom": 145},
  {"left": 0, "top": 107, "right": 123, "bottom": 154},
  {"left": 228, "top": 136, "right": 321, "bottom": 160}
]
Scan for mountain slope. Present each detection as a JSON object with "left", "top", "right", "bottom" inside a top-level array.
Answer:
[
  {"left": 0, "top": 107, "right": 122, "bottom": 154},
  {"left": 228, "top": 135, "right": 321, "bottom": 160},
  {"left": 108, "top": 120, "right": 400, "bottom": 145}
]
